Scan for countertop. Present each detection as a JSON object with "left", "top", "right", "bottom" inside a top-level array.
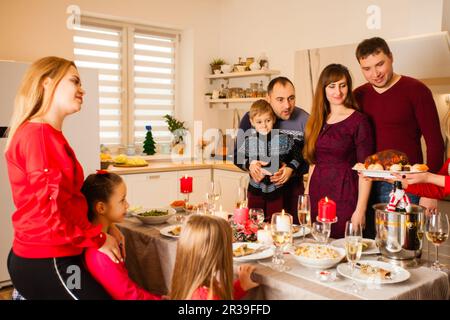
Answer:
[{"left": 107, "top": 160, "right": 244, "bottom": 175}]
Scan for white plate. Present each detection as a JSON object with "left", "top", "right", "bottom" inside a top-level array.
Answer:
[
  {"left": 292, "top": 225, "right": 311, "bottom": 238},
  {"left": 160, "top": 224, "right": 182, "bottom": 238},
  {"left": 330, "top": 238, "right": 379, "bottom": 255},
  {"left": 353, "top": 168, "right": 424, "bottom": 179},
  {"left": 232, "top": 242, "right": 274, "bottom": 262},
  {"left": 336, "top": 260, "right": 410, "bottom": 284}
]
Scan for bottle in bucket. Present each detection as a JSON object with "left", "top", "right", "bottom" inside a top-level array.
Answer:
[{"left": 386, "top": 181, "right": 411, "bottom": 213}]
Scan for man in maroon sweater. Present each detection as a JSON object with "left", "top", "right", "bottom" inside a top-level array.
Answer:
[{"left": 353, "top": 37, "right": 445, "bottom": 237}]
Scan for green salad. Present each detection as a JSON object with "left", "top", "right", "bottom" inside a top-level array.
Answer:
[{"left": 138, "top": 210, "right": 168, "bottom": 217}]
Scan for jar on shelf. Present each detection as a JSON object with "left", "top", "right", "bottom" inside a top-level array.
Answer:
[{"left": 257, "top": 80, "right": 266, "bottom": 98}]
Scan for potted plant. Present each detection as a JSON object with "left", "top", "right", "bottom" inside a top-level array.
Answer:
[
  {"left": 163, "top": 114, "right": 188, "bottom": 153},
  {"left": 210, "top": 58, "right": 226, "bottom": 74}
]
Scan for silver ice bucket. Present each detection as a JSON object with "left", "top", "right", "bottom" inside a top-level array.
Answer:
[{"left": 373, "top": 203, "right": 425, "bottom": 261}]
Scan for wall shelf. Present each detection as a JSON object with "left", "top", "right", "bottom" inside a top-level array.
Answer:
[
  {"left": 207, "top": 97, "right": 262, "bottom": 108},
  {"left": 206, "top": 69, "right": 280, "bottom": 84}
]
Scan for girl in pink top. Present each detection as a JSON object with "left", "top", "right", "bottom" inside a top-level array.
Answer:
[
  {"left": 82, "top": 171, "right": 161, "bottom": 300},
  {"left": 170, "top": 215, "right": 259, "bottom": 300}
]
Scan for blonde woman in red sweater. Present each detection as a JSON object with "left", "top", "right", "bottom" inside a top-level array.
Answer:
[{"left": 4, "top": 57, "right": 123, "bottom": 299}]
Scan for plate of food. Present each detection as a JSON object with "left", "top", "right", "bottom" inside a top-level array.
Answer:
[
  {"left": 160, "top": 224, "right": 182, "bottom": 238},
  {"left": 292, "top": 224, "right": 311, "bottom": 238},
  {"left": 232, "top": 242, "right": 274, "bottom": 262},
  {"left": 352, "top": 149, "right": 428, "bottom": 179},
  {"left": 289, "top": 243, "right": 345, "bottom": 269},
  {"left": 336, "top": 260, "right": 410, "bottom": 284},
  {"left": 330, "top": 238, "right": 379, "bottom": 255},
  {"left": 132, "top": 207, "right": 175, "bottom": 225}
]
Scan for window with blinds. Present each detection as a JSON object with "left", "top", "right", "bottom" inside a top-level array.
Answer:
[{"left": 73, "top": 17, "right": 177, "bottom": 149}]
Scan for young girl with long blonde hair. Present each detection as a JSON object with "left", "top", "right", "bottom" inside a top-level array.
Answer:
[
  {"left": 5, "top": 56, "right": 123, "bottom": 299},
  {"left": 170, "top": 215, "right": 259, "bottom": 300}
]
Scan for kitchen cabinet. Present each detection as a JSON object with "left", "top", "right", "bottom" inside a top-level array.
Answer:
[
  {"left": 122, "top": 172, "right": 179, "bottom": 208},
  {"left": 121, "top": 169, "right": 212, "bottom": 208},
  {"left": 213, "top": 169, "right": 248, "bottom": 213},
  {"left": 206, "top": 69, "right": 280, "bottom": 108}
]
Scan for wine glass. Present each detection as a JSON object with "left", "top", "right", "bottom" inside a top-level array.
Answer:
[
  {"left": 425, "top": 211, "right": 449, "bottom": 271},
  {"left": 297, "top": 195, "right": 311, "bottom": 242},
  {"left": 311, "top": 222, "right": 330, "bottom": 244},
  {"left": 249, "top": 208, "right": 265, "bottom": 224},
  {"left": 270, "top": 212, "right": 293, "bottom": 272},
  {"left": 344, "top": 221, "right": 363, "bottom": 294},
  {"left": 207, "top": 181, "right": 221, "bottom": 210},
  {"left": 235, "top": 186, "right": 247, "bottom": 208}
]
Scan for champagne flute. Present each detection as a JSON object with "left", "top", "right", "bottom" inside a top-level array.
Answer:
[
  {"left": 236, "top": 186, "right": 247, "bottom": 208},
  {"left": 207, "top": 181, "right": 221, "bottom": 211},
  {"left": 297, "top": 195, "right": 311, "bottom": 242},
  {"left": 270, "top": 212, "right": 293, "bottom": 272},
  {"left": 425, "top": 211, "right": 449, "bottom": 271},
  {"left": 345, "top": 221, "right": 363, "bottom": 294}
]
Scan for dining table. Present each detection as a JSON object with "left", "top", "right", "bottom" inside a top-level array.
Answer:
[{"left": 117, "top": 216, "right": 450, "bottom": 300}]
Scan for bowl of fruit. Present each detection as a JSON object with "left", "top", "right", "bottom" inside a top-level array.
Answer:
[{"left": 132, "top": 207, "right": 176, "bottom": 225}]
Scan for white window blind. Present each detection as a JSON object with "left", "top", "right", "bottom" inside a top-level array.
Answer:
[
  {"left": 73, "top": 23, "right": 123, "bottom": 146},
  {"left": 132, "top": 31, "right": 176, "bottom": 145},
  {"left": 73, "top": 18, "right": 178, "bottom": 148}
]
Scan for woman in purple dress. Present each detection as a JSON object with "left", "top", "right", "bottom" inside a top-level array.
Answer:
[{"left": 304, "top": 64, "right": 374, "bottom": 239}]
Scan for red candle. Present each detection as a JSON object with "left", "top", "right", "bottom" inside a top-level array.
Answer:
[
  {"left": 180, "top": 175, "right": 193, "bottom": 193},
  {"left": 318, "top": 197, "right": 336, "bottom": 222},
  {"left": 234, "top": 207, "right": 249, "bottom": 225}
]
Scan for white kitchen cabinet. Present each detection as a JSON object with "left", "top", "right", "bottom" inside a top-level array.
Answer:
[
  {"left": 177, "top": 169, "right": 212, "bottom": 204},
  {"left": 121, "top": 172, "right": 178, "bottom": 208},
  {"left": 213, "top": 169, "right": 248, "bottom": 213}
]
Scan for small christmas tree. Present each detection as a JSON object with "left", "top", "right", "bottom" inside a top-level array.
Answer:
[{"left": 143, "top": 125, "right": 156, "bottom": 155}]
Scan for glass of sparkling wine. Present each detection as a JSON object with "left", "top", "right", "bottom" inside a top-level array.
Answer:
[
  {"left": 207, "top": 181, "right": 221, "bottom": 211},
  {"left": 297, "top": 194, "right": 311, "bottom": 242},
  {"left": 270, "top": 211, "right": 293, "bottom": 272},
  {"left": 345, "top": 221, "right": 363, "bottom": 293},
  {"left": 425, "top": 211, "right": 449, "bottom": 271}
]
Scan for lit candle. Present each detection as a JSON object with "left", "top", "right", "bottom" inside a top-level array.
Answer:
[
  {"left": 276, "top": 209, "right": 291, "bottom": 232},
  {"left": 180, "top": 174, "right": 193, "bottom": 193},
  {"left": 233, "top": 204, "right": 249, "bottom": 225},
  {"left": 318, "top": 197, "right": 336, "bottom": 222},
  {"left": 257, "top": 224, "right": 273, "bottom": 245}
]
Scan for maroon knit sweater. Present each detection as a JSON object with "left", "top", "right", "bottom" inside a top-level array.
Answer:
[{"left": 354, "top": 76, "right": 444, "bottom": 173}]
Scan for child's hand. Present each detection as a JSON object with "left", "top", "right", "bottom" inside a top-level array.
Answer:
[
  {"left": 238, "top": 264, "right": 259, "bottom": 291},
  {"left": 249, "top": 160, "right": 269, "bottom": 183}
]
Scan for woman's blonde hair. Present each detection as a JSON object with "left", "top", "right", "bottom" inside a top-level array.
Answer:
[
  {"left": 4, "top": 56, "right": 76, "bottom": 150},
  {"left": 303, "top": 64, "right": 359, "bottom": 164},
  {"left": 170, "top": 215, "right": 234, "bottom": 300}
]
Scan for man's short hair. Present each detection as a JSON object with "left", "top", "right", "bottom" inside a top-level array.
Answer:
[
  {"left": 355, "top": 37, "right": 392, "bottom": 61},
  {"left": 267, "top": 76, "right": 294, "bottom": 95},
  {"left": 249, "top": 99, "right": 276, "bottom": 121}
]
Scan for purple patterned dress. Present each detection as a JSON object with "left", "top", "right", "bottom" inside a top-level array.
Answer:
[{"left": 309, "top": 111, "right": 374, "bottom": 238}]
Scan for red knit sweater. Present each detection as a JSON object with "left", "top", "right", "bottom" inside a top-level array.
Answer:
[
  {"left": 406, "top": 159, "right": 450, "bottom": 199},
  {"left": 354, "top": 76, "right": 445, "bottom": 173},
  {"left": 5, "top": 122, "right": 105, "bottom": 258}
]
